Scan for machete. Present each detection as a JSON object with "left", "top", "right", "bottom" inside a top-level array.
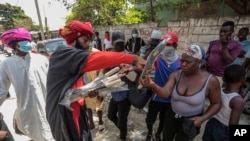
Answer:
[{"left": 138, "top": 38, "right": 171, "bottom": 89}]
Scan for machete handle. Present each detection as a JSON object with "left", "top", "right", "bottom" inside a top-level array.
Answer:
[{"left": 105, "top": 67, "right": 120, "bottom": 77}]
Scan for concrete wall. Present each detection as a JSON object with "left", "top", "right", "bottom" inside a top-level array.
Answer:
[{"left": 95, "top": 16, "right": 250, "bottom": 54}]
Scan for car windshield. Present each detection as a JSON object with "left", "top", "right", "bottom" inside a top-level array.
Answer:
[{"left": 45, "top": 39, "right": 67, "bottom": 52}]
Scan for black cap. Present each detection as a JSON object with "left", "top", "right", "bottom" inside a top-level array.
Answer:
[{"left": 112, "top": 32, "right": 125, "bottom": 43}]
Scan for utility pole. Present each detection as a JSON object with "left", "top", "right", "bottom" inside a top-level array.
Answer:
[
  {"left": 44, "top": 5, "right": 49, "bottom": 39},
  {"left": 45, "top": 17, "right": 49, "bottom": 39},
  {"left": 34, "top": 0, "right": 45, "bottom": 40},
  {"left": 149, "top": 0, "right": 154, "bottom": 22}
]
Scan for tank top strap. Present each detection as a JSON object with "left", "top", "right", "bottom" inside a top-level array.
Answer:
[
  {"left": 203, "top": 74, "right": 213, "bottom": 89},
  {"left": 176, "top": 70, "right": 182, "bottom": 83}
]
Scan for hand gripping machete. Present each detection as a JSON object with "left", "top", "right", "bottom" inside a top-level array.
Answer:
[{"left": 138, "top": 38, "right": 171, "bottom": 89}]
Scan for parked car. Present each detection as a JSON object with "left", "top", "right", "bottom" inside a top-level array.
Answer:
[{"left": 36, "top": 38, "right": 67, "bottom": 57}]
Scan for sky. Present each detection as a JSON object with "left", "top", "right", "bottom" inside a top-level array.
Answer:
[{"left": 0, "top": 0, "right": 72, "bottom": 30}]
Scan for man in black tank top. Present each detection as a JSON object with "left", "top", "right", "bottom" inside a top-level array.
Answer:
[{"left": 140, "top": 45, "right": 221, "bottom": 141}]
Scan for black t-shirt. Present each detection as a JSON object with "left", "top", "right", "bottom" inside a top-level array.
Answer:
[{"left": 95, "top": 37, "right": 102, "bottom": 51}]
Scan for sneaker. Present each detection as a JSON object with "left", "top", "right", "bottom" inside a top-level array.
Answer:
[
  {"left": 145, "top": 134, "right": 152, "bottom": 141},
  {"left": 154, "top": 133, "right": 161, "bottom": 141}
]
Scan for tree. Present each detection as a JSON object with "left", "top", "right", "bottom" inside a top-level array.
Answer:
[
  {"left": 13, "top": 18, "right": 40, "bottom": 31},
  {"left": 57, "top": 0, "right": 148, "bottom": 26},
  {"left": 0, "top": 3, "right": 39, "bottom": 30}
]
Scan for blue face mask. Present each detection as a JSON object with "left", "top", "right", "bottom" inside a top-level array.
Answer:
[{"left": 17, "top": 41, "right": 32, "bottom": 53}]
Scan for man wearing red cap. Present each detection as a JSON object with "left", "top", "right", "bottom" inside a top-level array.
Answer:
[{"left": 45, "top": 20, "right": 145, "bottom": 141}]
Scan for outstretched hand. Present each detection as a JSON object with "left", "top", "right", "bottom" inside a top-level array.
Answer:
[
  {"left": 134, "top": 55, "right": 146, "bottom": 72},
  {"left": 119, "top": 64, "right": 134, "bottom": 74}
]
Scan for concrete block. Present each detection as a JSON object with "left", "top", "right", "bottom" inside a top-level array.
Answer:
[
  {"left": 117, "top": 25, "right": 125, "bottom": 30},
  {"left": 180, "top": 20, "right": 189, "bottom": 27},
  {"left": 138, "top": 23, "right": 149, "bottom": 29},
  {"left": 125, "top": 29, "right": 132, "bottom": 35},
  {"left": 218, "top": 16, "right": 239, "bottom": 26},
  {"left": 148, "top": 22, "right": 158, "bottom": 28},
  {"left": 238, "top": 16, "right": 250, "bottom": 25},
  {"left": 191, "top": 35, "right": 199, "bottom": 43},
  {"left": 168, "top": 21, "right": 180, "bottom": 27},
  {"left": 198, "top": 35, "right": 218, "bottom": 43},
  {"left": 193, "top": 18, "right": 202, "bottom": 26},
  {"left": 179, "top": 36, "right": 187, "bottom": 42},
  {"left": 200, "top": 17, "right": 219, "bottom": 26},
  {"left": 193, "top": 27, "right": 220, "bottom": 35},
  {"left": 165, "top": 27, "right": 187, "bottom": 36}
]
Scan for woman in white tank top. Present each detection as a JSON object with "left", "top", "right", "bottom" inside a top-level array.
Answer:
[{"left": 140, "top": 45, "right": 222, "bottom": 141}]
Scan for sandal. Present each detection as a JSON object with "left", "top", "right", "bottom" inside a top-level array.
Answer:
[{"left": 98, "top": 124, "right": 105, "bottom": 131}]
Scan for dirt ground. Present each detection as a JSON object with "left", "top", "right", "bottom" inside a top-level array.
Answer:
[{"left": 90, "top": 95, "right": 250, "bottom": 141}]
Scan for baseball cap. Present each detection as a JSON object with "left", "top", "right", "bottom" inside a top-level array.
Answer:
[
  {"left": 162, "top": 32, "right": 178, "bottom": 44},
  {"left": 151, "top": 30, "right": 162, "bottom": 39},
  {"left": 112, "top": 32, "right": 125, "bottom": 43}
]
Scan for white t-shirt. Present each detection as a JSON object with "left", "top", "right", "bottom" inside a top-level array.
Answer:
[{"left": 104, "top": 39, "right": 112, "bottom": 50}]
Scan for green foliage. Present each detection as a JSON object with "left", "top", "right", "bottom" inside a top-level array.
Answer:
[
  {"left": 59, "top": 0, "right": 148, "bottom": 26},
  {"left": 0, "top": 3, "right": 39, "bottom": 30},
  {"left": 156, "top": 0, "right": 201, "bottom": 8},
  {"left": 119, "top": 8, "right": 148, "bottom": 24},
  {"left": 13, "top": 18, "right": 40, "bottom": 31}
]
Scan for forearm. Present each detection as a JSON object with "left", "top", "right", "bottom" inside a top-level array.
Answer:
[
  {"left": 222, "top": 47, "right": 234, "bottom": 64},
  {"left": 151, "top": 83, "right": 171, "bottom": 98},
  {"left": 200, "top": 103, "right": 221, "bottom": 122},
  {"left": 82, "top": 52, "right": 135, "bottom": 73}
]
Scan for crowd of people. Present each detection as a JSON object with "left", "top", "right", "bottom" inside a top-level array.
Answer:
[{"left": 0, "top": 19, "right": 249, "bottom": 141}]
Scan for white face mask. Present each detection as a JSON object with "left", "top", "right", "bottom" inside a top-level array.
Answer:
[
  {"left": 160, "top": 47, "right": 178, "bottom": 65},
  {"left": 132, "top": 34, "right": 138, "bottom": 38}
]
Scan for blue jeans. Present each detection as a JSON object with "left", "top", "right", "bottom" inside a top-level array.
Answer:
[{"left": 202, "top": 118, "right": 229, "bottom": 141}]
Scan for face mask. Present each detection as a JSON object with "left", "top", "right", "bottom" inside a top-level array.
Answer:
[
  {"left": 161, "top": 47, "right": 175, "bottom": 57},
  {"left": 132, "top": 34, "right": 138, "bottom": 38},
  {"left": 17, "top": 41, "right": 32, "bottom": 53},
  {"left": 150, "top": 40, "right": 160, "bottom": 47},
  {"left": 161, "top": 47, "right": 178, "bottom": 65}
]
